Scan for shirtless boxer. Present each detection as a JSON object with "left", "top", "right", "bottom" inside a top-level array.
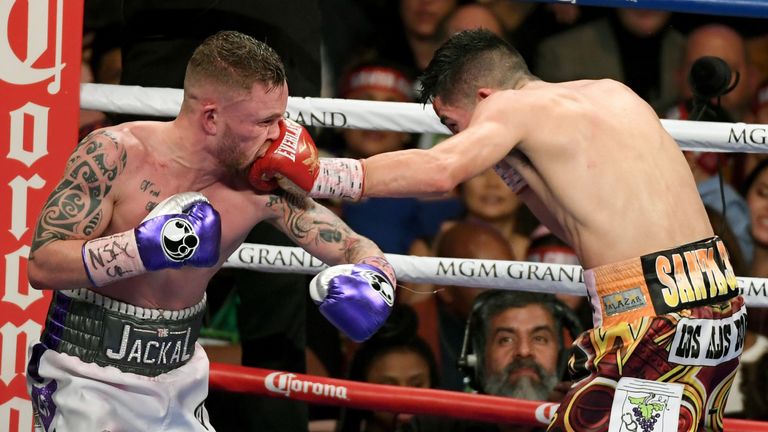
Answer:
[
  {"left": 26, "top": 31, "right": 396, "bottom": 432},
  {"left": 250, "top": 29, "right": 744, "bottom": 431}
]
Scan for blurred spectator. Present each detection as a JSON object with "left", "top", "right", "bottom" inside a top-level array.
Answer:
[
  {"left": 460, "top": 169, "right": 534, "bottom": 260},
  {"left": 667, "top": 24, "right": 756, "bottom": 123},
  {"left": 404, "top": 290, "right": 580, "bottom": 432},
  {"left": 400, "top": 0, "right": 459, "bottom": 70},
  {"left": 739, "top": 159, "right": 768, "bottom": 337},
  {"left": 90, "top": 29, "right": 122, "bottom": 86},
  {"left": 337, "top": 304, "right": 438, "bottom": 432},
  {"left": 738, "top": 351, "right": 768, "bottom": 421},
  {"left": 482, "top": 0, "right": 603, "bottom": 71},
  {"left": 430, "top": 221, "right": 514, "bottom": 390},
  {"left": 319, "top": 0, "right": 377, "bottom": 97},
  {"left": 525, "top": 225, "right": 592, "bottom": 331},
  {"left": 338, "top": 60, "right": 418, "bottom": 158},
  {"left": 440, "top": 3, "right": 505, "bottom": 39},
  {"left": 370, "top": 0, "right": 460, "bottom": 72},
  {"left": 753, "top": 81, "right": 768, "bottom": 124},
  {"left": 738, "top": 81, "right": 768, "bottom": 185},
  {"left": 409, "top": 168, "right": 536, "bottom": 275},
  {"left": 536, "top": 8, "right": 684, "bottom": 113},
  {"left": 120, "top": 1, "right": 321, "bottom": 102},
  {"left": 79, "top": 31, "right": 113, "bottom": 141}
]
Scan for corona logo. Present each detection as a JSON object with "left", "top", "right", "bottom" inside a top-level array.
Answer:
[
  {"left": 0, "top": 0, "right": 66, "bottom": 94},
  {"left": 264, "top": 372, "right": 348, "bottom": 400}
]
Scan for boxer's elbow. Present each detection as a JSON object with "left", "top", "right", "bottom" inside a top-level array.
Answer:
[
  {"left": 428, "top": 155, "right": 466, "bottom": 194},
  {"left": 27, "top": 249, "right": 69, "bottom": 290},
  {"left": 27, "top": 259, "right": 53, "bottom": 290},
  {"left": 430, "top": 174, "right": 458, "bottom": 195}
]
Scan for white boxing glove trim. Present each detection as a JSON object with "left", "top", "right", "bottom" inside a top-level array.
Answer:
[
  {"left": 143, "top": 192, "right": 210, "bottom": 221},
  {"left": 309, "top": 264, "right": 355, "bottom": 304}
]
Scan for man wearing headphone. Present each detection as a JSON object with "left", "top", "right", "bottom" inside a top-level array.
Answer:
[{"left": 404, "top": 290, "right": 581, "bottom": 432}]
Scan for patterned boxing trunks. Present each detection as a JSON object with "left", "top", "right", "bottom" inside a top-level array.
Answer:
[
  {"left": 548, "top": 237, "right": 745, "bottom": 432},
  {"left": 26, "top": 289, "right": 213, "bottom": 432}
]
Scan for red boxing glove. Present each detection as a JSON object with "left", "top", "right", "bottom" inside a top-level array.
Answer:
[{"left": 248, "top": 118, "right": 320, "bottom": 195}]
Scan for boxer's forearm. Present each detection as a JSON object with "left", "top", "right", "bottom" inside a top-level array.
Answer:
[
  {"left": 28, "top": 240, "right": 94, "bottom": 290},
  {"left": 267, "top": 195, "right": 386, "bottom": 266},
  {"left": 363, "top": 123, "right": 512, "bottom": 198},
  {"left": 363, "top": 148, "right": 463, "bottom": 198}
]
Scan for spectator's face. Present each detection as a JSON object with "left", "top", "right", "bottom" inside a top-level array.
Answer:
[
  {"left": 482, "top": 305, "right": 560, "bottom": 400},
  {"left": 616, "top": 9, "right": 670, "bottom": 37},
  {"left": 463, "top": 169, "right": 521, "bottom": 221},
  {"left": 401, "top": 0, "right": 458, "bottom": 40},
  {"left": 342, "top": 87, "right": 411, "bottom": 157},
  {"left": 366, "top": 349, "right": 431, "bottom": 426},
  {"left": 747, "top": 167, "right": 768, "bottom": 247},
  {"left": 445, "top": 5, "right": 504, "bottom": 37}
]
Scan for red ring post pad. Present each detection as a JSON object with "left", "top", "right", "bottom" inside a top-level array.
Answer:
[
  {"left": 209, "top": 363, "right": 768, "bottom": 431},
  {"left": 535, "top": 0, "right": 768, "bottom": 18}
]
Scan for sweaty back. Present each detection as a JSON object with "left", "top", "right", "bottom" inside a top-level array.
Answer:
[{"left": 503, "top": 79, "right": 712, "bottom": 267}]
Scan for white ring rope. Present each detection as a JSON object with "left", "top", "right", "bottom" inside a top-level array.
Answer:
[
  {"left": 81, "top": 83, "right": 768, "bottom": 153},
  {"left": 225, "top": 243, "right": 768, "bottom": 308}
]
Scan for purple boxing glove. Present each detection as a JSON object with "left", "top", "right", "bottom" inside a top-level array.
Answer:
[
  {"left": 135, "top": 200, "right": 221, "bottom": 270},
  {"left": 82, "top": 192, "right": 221, "bottom": 287},
  {"left": 309, "top": 261, "right": 396, "bottom": 342}
]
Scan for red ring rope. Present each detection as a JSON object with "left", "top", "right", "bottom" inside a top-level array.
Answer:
[{"left": 209, "top": 362, "right": 768, "bottom": 431}]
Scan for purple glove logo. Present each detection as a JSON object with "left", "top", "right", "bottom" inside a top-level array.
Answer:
[
  {"left": 160, "top": 218, "right": 199, "bottom": 261},
  {"left": 358, "top": 270, "right": 395, "bottom": 307}
]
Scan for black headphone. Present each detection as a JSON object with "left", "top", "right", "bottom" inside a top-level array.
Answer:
[{"left": 457, "top": 290, "right": 584, "bottom": 392}]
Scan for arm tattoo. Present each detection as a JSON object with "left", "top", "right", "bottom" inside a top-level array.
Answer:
[
  {"left": 267, "top": 194, "right": 365, "bottom": 261},
  {"left": 30, "top": 131, "right": 126, "bottom": 253}
]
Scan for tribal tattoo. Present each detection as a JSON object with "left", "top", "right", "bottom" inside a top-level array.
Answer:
[
  {"left": 30, "top": 131, "right": 126, "bottom": 253},
  {"left": 267, "top": 194, "right": 369, "bottom": 262}
]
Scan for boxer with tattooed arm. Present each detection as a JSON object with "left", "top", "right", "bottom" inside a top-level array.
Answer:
[{"left": 25, "top": 31, "right": 395, "bottom": 432}]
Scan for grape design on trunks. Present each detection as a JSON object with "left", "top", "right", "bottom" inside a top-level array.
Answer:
[{"left": 629, "top": 395, "right": 664, "bottom": 432}]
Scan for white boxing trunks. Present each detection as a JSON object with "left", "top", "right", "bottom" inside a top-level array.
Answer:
[{"left": 26, "top": 289, "right": 214, "bottom": 432}]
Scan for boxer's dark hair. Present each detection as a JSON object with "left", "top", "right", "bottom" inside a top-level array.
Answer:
[
  {"left": 418, "top": 29, "right": 535, "bottom": 105},
  {"left": 184, "top": 30, "right": 285, "bottom": 93}
]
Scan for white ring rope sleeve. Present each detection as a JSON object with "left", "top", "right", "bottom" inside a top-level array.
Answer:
[
  {"left": 225, "top": 243, "right": 768, "bottom": 308},
  {"left": 80, "top": 83, "right": 768, "bottom": 153}
]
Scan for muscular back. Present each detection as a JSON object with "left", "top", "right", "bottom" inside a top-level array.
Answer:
[{"left": 494, "top": 80, "right": 713, "bottom": 268}]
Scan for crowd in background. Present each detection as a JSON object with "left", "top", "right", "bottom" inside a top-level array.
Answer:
[{"left": 79, "top": 0, "right": 768, "bottom": 430}]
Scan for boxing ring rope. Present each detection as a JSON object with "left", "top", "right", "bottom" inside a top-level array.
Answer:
[
  {"left": 80, "top": 83, "right": 768, "bottom": 154},
  {"left": 207, "top": 363, "right": 768, "bottom": 432},
  {"left": 224, "top": 243, "right": 768, "bottom": 307}
]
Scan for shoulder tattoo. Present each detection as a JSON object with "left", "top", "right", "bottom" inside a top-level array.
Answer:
[{"left": 31, "top": 131, "right": 127, "bottom": 253}]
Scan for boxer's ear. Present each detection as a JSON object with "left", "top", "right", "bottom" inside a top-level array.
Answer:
[
  {"left": 202, "top": 103, "right": 218, "bottom": 135},
  {"left": 476, "top": 88, "right": 493, "bottom": 102}
]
